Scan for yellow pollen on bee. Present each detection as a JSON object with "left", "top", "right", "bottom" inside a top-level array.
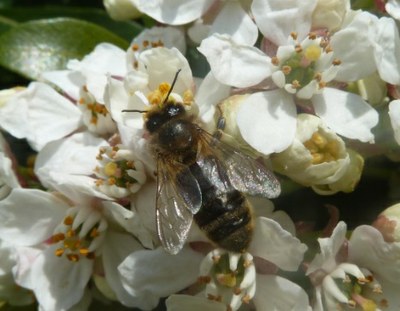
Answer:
[
  {"left": 158, "top": 82, "right": 171, "bottom": 95},
  {"left": 303, "top": 132, "right": 340, "bottom": 164},
  {"left": 104, "top": 162, "right": 118, "bottom": 177},
  {"left": 304, "top": 45, "right": 321, "bottom": 62}
]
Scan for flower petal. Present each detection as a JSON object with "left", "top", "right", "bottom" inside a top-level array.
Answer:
[
  {"left": 372, "top": 17, "right": 400, "bottom": 85},
  {"left": 253, "top": 275, "right": 312, "bottom": 311},
  {"left": 349, "top": 225, "right": 400, "bottom": 284},
  {"left": 28, "top": 246, "right": 93, "bottom": 311},
  {"left": 34, "top": 132, "right": 109, "bottom": 200},
  {"left": 249, "top": 217, "right": 307, "bottom": 271},
  {"left": 166, "top": 295, "right": 226, "bottom": 311},
  {"left": 252, "top": 0, "right": 317, "bottom": 46},
  {"left": 198, "top": 34, "right": 272, "bottom": 88},
  {"left": 131, "top": 0, "right": 214, "bottom": 25},
  {"left": 102, "top": 231, "right": 148, "bottom": 308},
  {"left": 118, "top": 246, "right": 203, "bottom": 308},
  {"left": 195, "top": 72, "right": 231, "bottom": 127},
  {"left": 236, "top": 90, "right": 297, "bottom": 154},
  {"left": 0, "top": 189, "right": 67, "bottom": 246},
  {"left": 312, "top": 88, "right": 378, "bottom": 143},
  {"left": 389, "top": 100, "right": 400, "bottom": 145},
  {"left": 331, "top": 12, "right": 377, "bottom": 81},
  {"left": 307, "top": 221, "right": 347, "bottom": 274},
  {"left": 41, "top": 70, "right": 84, "bottom": 100},
  {"left": 210, "top": 1, "right": 258, "bottom": 46}
]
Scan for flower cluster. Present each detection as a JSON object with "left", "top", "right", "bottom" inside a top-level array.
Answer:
[{"left": 1, "top": 0, "right": 400, "bottom": 310}]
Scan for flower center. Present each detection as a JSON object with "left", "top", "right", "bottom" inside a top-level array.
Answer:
[
  {"left": 198, "top": 250, "right": 255, "bottom": 311},
  {"left": 94, "top": 145, "right": 146, "bottom": 198},
  {"left": 303, "top": 132, "right": 340, "bottom": 164},
  {"left": 271, "top": 32, "right": 341, "bottom": 99},
  {"left": 78, "top": 86, "right": 117, "bottom": 134},
  {"left": 51, "top": 206, "right": 107, "bottom": 262}
]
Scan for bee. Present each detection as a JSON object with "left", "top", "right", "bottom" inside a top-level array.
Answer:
[{"left": 125, "top": 70, "right": 281, "bottom": 254}]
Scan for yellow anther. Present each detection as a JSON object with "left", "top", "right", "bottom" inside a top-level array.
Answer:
[
  {"left": 183, "top": 89, "right": 194, "bottom": 105},
  {"left": 295, "top": 45, "right": 303, "bottom": 53},
  {"left": 158, "top": 82, "right": 171, "bottom": 95},
  {"left": 271, "top": 56, "right": 279, "bottom": 66},
  {"left": 90, "top": 227, "right": 100, "bottom": 238},
  {"left": 131, "top": 43, "right": 139, "bottom": 51},
  {"left": 291, "top": 80, "right": 301, "bottom": 88},
  {"left": 290, "top": 32, "right": 298, "bottom": 40},
  {"left": 243, "top": 259, "right": 253, "bottom": 268},
  {"left": 233, "top": 287, "right": 242, "bottom": 295},
  {"left": 304, "top": 45, "right": 321, "bottom": 62},
  {"left": 242, "top": 294, "right": 251, "bottom": 304},
  {"left": 142, "top": 40, "right": 149, "bottom": 48},
  {"left": 64, "top": 216, "right": 74, "bottom": 226},
  {"left": 104, "top": 162, "right": 118, "bottom": 177},
  {"left": 79, "top": 248, "right": 90, "bottom": 256},
  {"left": 108, "top": 177, "right": 116, "bottom": 185},
  {"left": 54, "top": 248, "right": 65, "bottom": 257},
  {"left": 67, "top": 254, "right": 80, "bottom": 262},
  {"left": 282, "top": 65, "right": 292, "bottom": 75},
  {"left": 52, "top": 233, "right": 65, "bottom": 243},
  {"left": 333, "top": 58, "right": 342, "bottom": 66},
  {"left": 147, "top": 90, "right": 163, "bottom": 106},
  {"left": 312, "top": 132, "right": 327, "bottom": 148},
  {"left": 216, "top": 273, "right": 237, "bottom": 287},
  {"left": 311, "top": 153, "right": 325, "bottom": 164},
  {"left": 308, "top": 32, "right": 317, "bottom": 40},
  {"left": 66, "top": 229, "right": 75, "bottom": 238}
]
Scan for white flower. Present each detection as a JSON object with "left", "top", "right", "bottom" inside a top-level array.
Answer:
[
  {"left": 198, "top": 28, "right": 378, "bottom": 154},
  {"left": 386, "top": 0, "right": 400, "bottom": 20},
  {"left": 0, "top": 133, "right": 20, "bottom": 200},
  {"left": 307, "top": 221, "right": 399, "bottom": 311},
  {"left": 388, "top": 100, "right": 400, "bottom": 146},
  {"left": 311, "top": 0, "right": 350, "bottom": 31},
  {"left": 103, "top": 0, "right": 142, "bottom": 21},
  {"left": 271, "top": 114, "right": 363, "bottom": 194},
  {"left": 0, "top": 187, "right": 152, "bottom": 310}
]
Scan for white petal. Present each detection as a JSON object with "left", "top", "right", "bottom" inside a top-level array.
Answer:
[
  {"left": 253, "top": 275, "right": 312, "bottom": 311},
  {"left": 67, "top": 43, "right": 127, "bottom": 77},
  {"left": 307, "top": 221, "right": 347, "bottom": 275},
  {"left": 166, "top": 295, "right": 226, "bottom": 311},
  {"left": 349, "top": 225, "right": 400, "bottom": 284},
  {"left": 331, "top": 12, "right": 377, "bottom": 81},
  {"left": 118, "top": 247, "right": 203, "bottom": 305},
  {"left": 30, "top": 246, "right": 93, "bottom": 311},
  {"left": 131, "top": 0, "right": 214, "bottom": 25},
  {"left": 102, "top": 231, "right": 148, "bottom": 308},
  {"left": 102, "top": 201, "right": 153, "bottom": 249},
  {"left": 195, "top": 72, "right": 231, "bottom": 126},
  {"left": 34, "top": 132, "right": 109, "bottom": 199},
  {"left": 198, "top": 34, "right": 272, "bottom": 88},
  {"left": 41, "top": 70, "right": 84, "bottom": 100},
  {"left": 0, "top": 189, "right": 67, "bottom": 246},
  {"left": 210, "top": 1, "right": 258, "bottom": 46},
  {"left": 0, "top": 152, "right": 20, "bottom": 190},
  {"left": 389, "top": 100, "right": 400, "bottom": 145},
  {"left": 137, "top": 47, "right": 193, "bottom": 94},
  {"left": 25, "top": 83, "right": 82, "bottom": 151},
  {"left": 386, "top": 0, "right": 400, "bottom": 20},
  {"left": 252, "top": 0, "right": 317, "bottom": 46},
  {"left": 372, "top": 17, "right": 400, "bottom": 85},
  {"left": 249, "top": 217, "right": 307, "bottom": 271},
  {"left": 313, "top": 88, "right": 378, "bottom": 143},
  {"left": 236, "top": 90, "right": 297, "bottom": 154}
]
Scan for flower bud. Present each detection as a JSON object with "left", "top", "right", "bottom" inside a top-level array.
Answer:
[
  {"left": 311, "top": 0, "right": 349, "bottom": 31},
  {"left": 103, "top": 0, "right": 142, "bottom": 21},
  {"left": 373, "top": 203, "right": 400, "bottom": 242},
  {"left": 271, "top": 114, "right": 357, "bottom": 194}
]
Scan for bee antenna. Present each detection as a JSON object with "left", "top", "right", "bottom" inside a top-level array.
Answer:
[
  {"left": 163, "top": 69, "right": 182, "bottom": 105},
  {"left": 122, "top": 109, "right": 146, "bottom": 113}
]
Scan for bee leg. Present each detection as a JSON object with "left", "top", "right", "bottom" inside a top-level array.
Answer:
[{"left": 212, "top": 104, "right": 226, "bottom": 142}]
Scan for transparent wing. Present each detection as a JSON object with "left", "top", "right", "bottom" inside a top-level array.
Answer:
[
  {"left": 156, "top": 155, "right": 202, "bottom": 254},
  {"left": 197, "top": 129, "right": 281, "bottom": 199}
]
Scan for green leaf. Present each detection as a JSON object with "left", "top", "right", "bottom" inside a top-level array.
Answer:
[
  {"left": 0, "top": 17, "right": 129, "bottom": 80},
  {"left": 0, "top": 6, "right": 144, "bottom": 41}
]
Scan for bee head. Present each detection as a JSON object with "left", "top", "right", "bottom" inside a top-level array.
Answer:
[{"left": 145, "top": 101, "right": 186, "bottom": 133}]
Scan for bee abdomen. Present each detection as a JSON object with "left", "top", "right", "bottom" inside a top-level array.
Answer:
[{"left": 194, "top": 190, "right": 254, "bottom": 253}]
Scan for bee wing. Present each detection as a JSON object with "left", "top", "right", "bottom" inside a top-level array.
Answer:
[
  {"left": 197, "top": 130, "right": 281, "bottom": 199},
  {"left": 156, "top": 155, "right": 202, "bottom": 254}
]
